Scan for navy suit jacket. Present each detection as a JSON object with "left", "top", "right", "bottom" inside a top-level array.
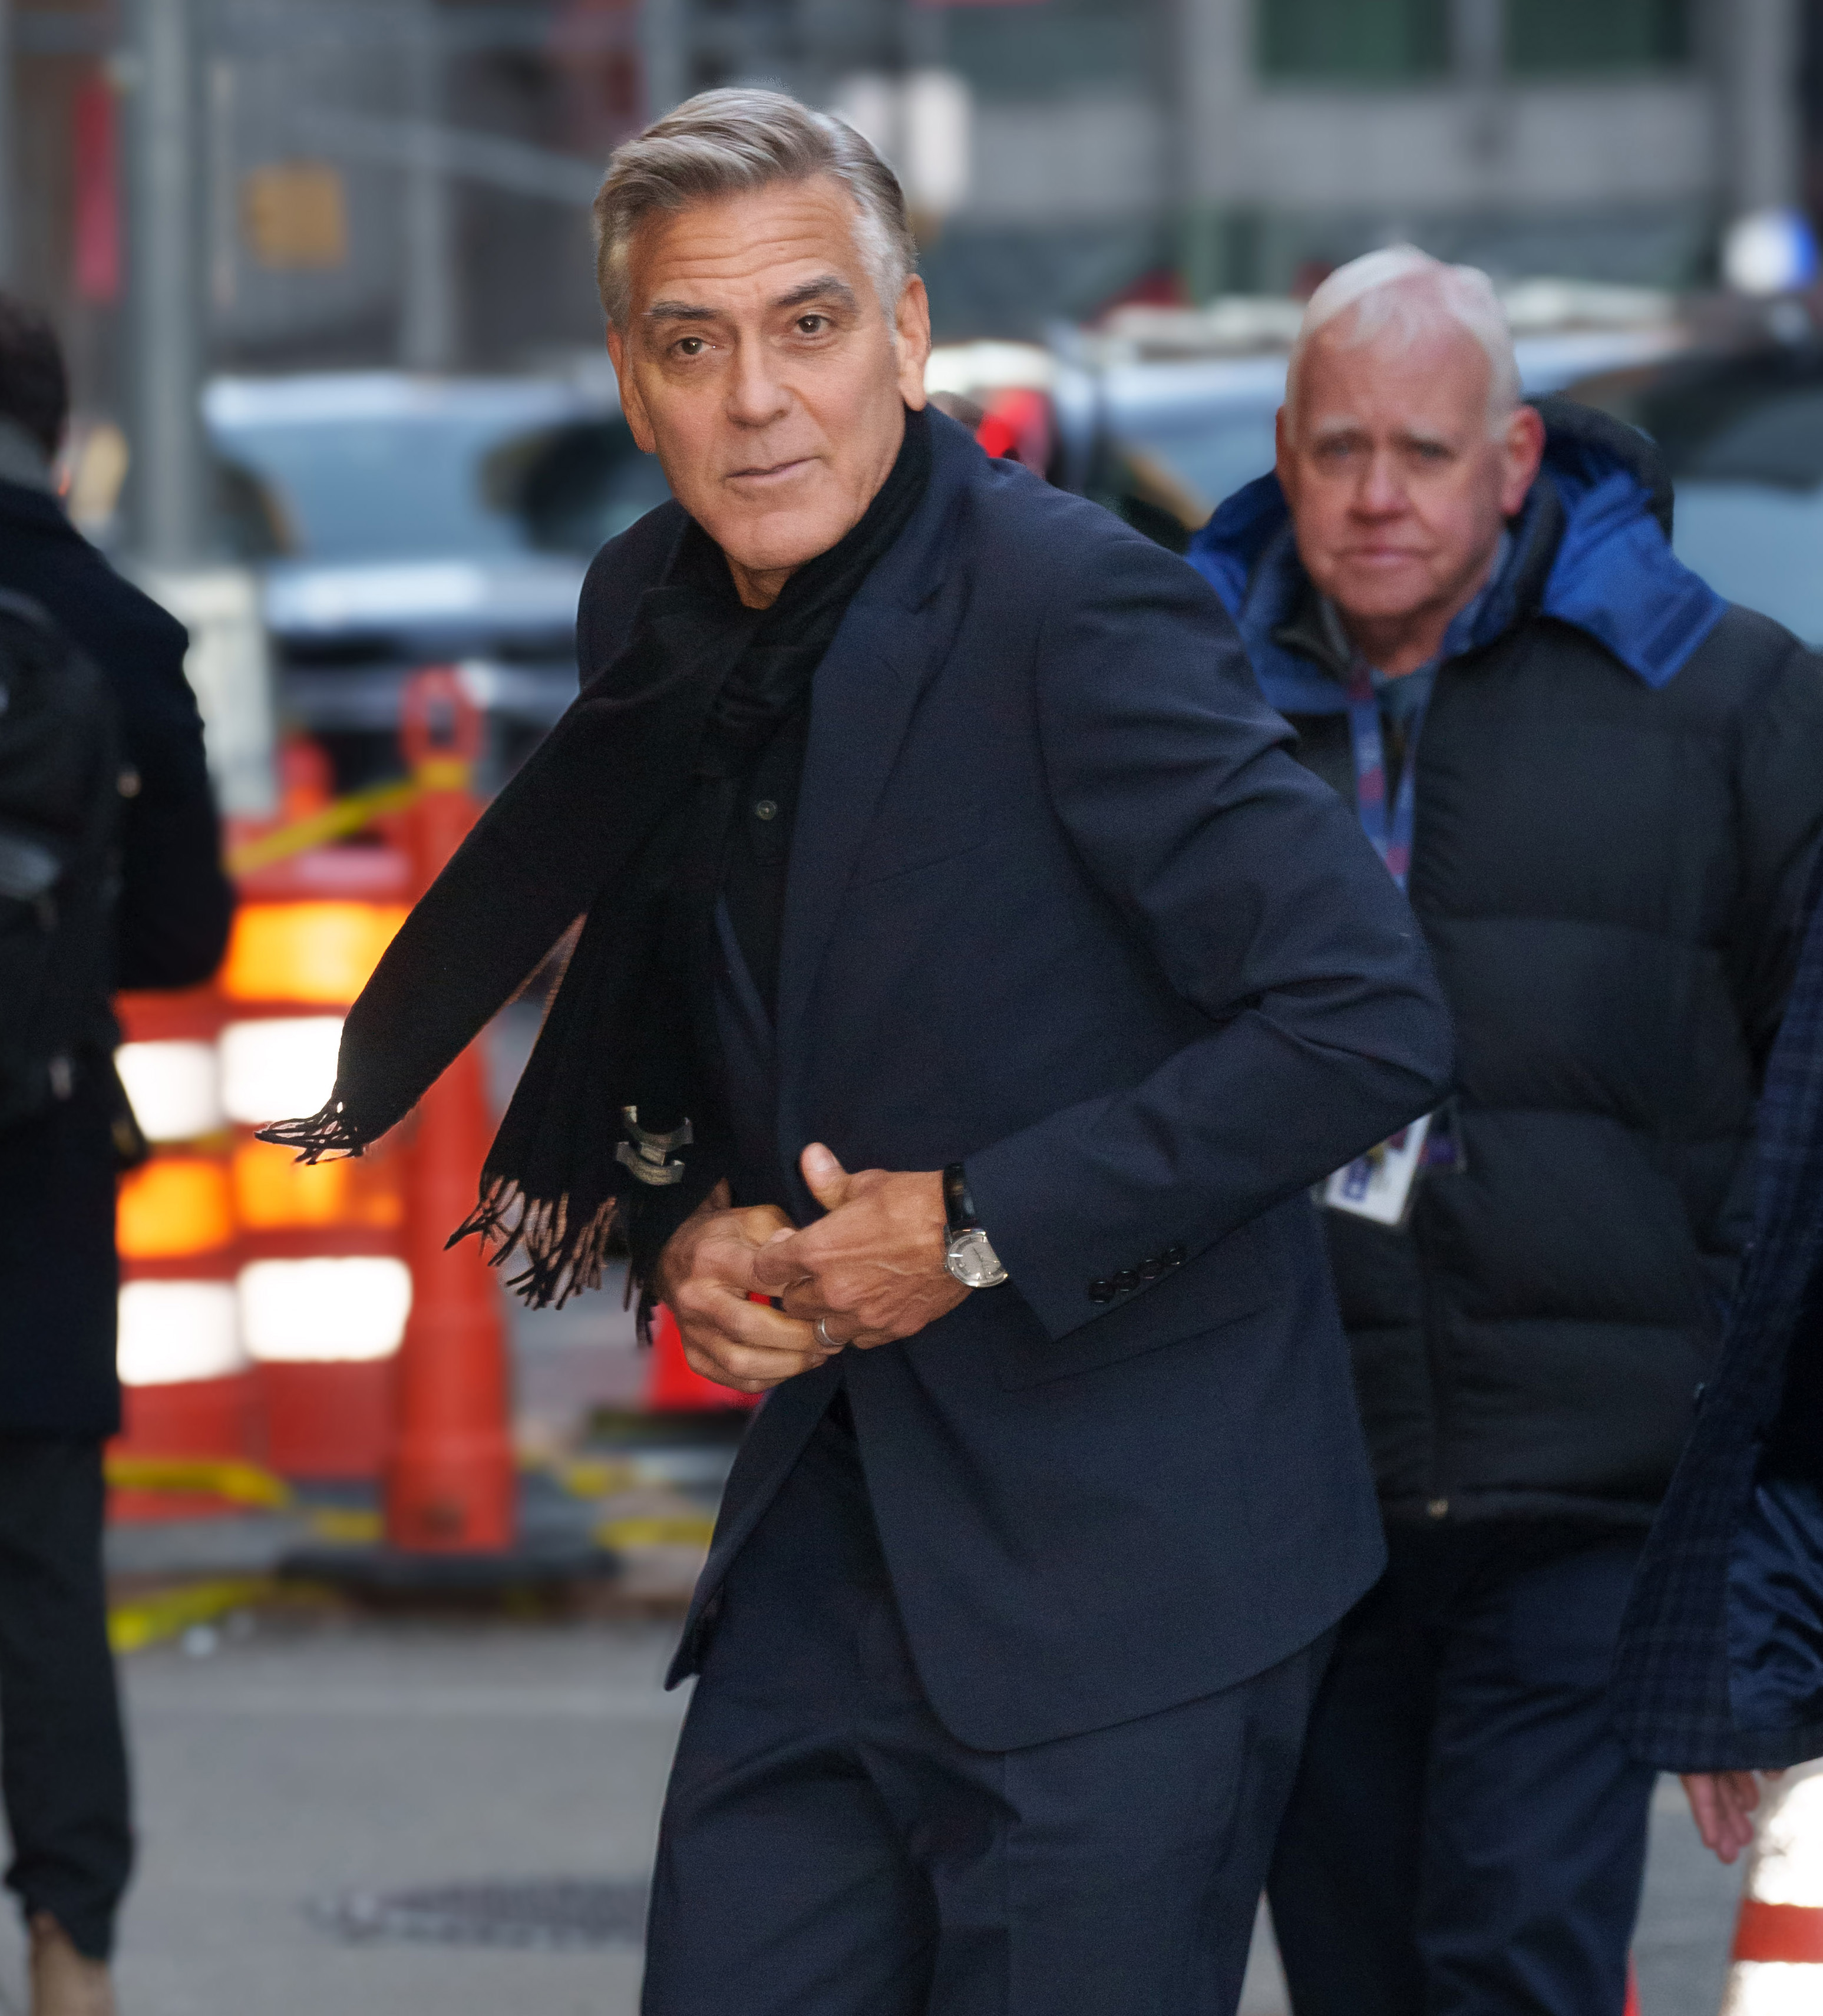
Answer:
[{"left": 578, "top": 411, "right": 1453, "bottom": 1752}]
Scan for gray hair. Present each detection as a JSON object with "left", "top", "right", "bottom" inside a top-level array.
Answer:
[
  {"left": 1287, "top": 245, "right": 1521, "bottom": 434},
  {"left": 593, "top": 88, "right": 918, "bottom": 332}
]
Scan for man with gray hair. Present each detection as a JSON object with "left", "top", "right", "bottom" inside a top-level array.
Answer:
[
  {"left": 1191, "top": 247, "right": 1823, "bottom": 2012},
  {"left": 266, "top": 94, "right": 1452, "bottom": 2014}
]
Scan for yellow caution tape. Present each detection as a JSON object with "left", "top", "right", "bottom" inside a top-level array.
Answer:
[
  {"left": 551, "top": 1457, "right": 645, "bottom": 1500},
  {"left": 226, "top": 775, "right": 424, "bottom": 877},
  {"left": 108, "top": 1577, "right": 272, "bottom": 1655},
  {"left": 105, "top": 1456, "right": 295, "bottom": 1510},
  {"left": 596, "top": 1513, "right": 717, "bottom": 1552},
  {"left": 305, "top": 1506, "right": 384, "bottom": 1544}
]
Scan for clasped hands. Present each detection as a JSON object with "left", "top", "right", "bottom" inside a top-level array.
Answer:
[{"left": 653, "top": 1143, "right": 969, "bottom": 1394}]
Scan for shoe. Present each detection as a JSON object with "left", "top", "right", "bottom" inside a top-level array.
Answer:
[{"left": 28, "top": 1913, "right": 115, "bottom": 2016}]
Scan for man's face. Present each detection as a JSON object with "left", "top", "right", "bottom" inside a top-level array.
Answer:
[
  {"left": 1276, "top": 316, "right": 1544, "bottom": 632},
  {"left": 606, "top": 176, "right": 931, "bottom": 607}
]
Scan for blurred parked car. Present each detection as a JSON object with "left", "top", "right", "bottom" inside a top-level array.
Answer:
[
  {"left": 1564, "top": 342, "right": 1823, "bottom": 647},
  {"left": 931, "top": 283, "right": 1692, "bottom": 556},
  {"left": 204, "top": 371, "right": 672, "bottom": 792}
]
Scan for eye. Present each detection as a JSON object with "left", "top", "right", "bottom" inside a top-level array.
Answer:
[
  {"left": 795, "top": 314, "right": 830, "bottom": 335},
  {"left": 674, "top": 335, "right": 708, "bottom": 359}
]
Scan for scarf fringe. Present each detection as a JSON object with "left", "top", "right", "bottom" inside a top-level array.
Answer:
[
  {"left": 256, "top": 1102, "right": 366, "bottom": 1164},
  {"left": 450, "top": 1175, "right": 620, "bottom": 1311}
]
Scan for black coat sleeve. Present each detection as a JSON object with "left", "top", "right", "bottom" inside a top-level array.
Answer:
[
  {"left": 0, "top": 505, "right": 236, "bottom": 991},
  {"left": 110, "top": 593, "right": 236, "bottom": 990}
]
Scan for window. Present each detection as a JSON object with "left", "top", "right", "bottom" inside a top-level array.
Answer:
[
  {"left": 1256, "top": 0, "right": 1449, "bottom": 85},
  {"left": 1506, "top": 0, "right": 1690, "bottom": 76}
]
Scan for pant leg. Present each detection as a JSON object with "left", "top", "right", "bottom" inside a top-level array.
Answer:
[
  {"left": 1418, "top": 1528, "right": 1654, "bottom": 2016},
  {"left": 866, "top": 1632, "right": 1326, "bottom": 2016},
  {"left": 0, "top": 1437, "right": 133, "bottom": 1959},
  {"left": 642, "top": 1409, "right": 938, "bottom": 2016},
  {"left": 646, "top": 1397, "right": 1326, "bottom": 2016},
  {"left": 1268, "top": 1564, "right": 1434, "bottom": 2016}
]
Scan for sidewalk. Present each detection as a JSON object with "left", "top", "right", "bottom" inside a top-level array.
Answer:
[{"left": 0, "top": 1606, "right": 1749, "bottom": 2016}]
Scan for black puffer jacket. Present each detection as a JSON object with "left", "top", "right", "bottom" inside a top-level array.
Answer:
[{"left": 1190, "top": 402, "right": 1823, "bottom": 1525}]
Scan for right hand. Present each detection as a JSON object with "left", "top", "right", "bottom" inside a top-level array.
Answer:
[
  {"left": 1682, "top": 1771, "right": 1766, "bottom": 1863},
  {"left": 653, "top": 1183, "right": 838, "bottom": 1394}
]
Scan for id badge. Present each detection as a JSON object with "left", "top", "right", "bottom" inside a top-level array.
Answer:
[{"left": 1322, "top": 1112, "right": 1432, "bottom": 1229}]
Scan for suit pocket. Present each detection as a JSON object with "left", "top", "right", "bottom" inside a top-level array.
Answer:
[
  {"left": 847, "top": 808, "right": 993, "bottom": 888},
  {"left": 991, "top": 1209, "right": 1283, "bottom": 1391}
]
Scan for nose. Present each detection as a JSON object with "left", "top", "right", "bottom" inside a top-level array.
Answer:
[
  {"left": 725, "top": 339, "right": 791, "bottom": 431},
  {"left": 1353, "top": 447, "right": 1406, "bottom": 518}
]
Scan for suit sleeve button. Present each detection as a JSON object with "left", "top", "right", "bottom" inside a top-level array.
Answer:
[
  {"left": 1112, "top": 1270, "right": 1140, "bottom": 1294},
  {"left": 1087, "top": 1279, "right": 1114, "bottom": 1303},
  {"left": 1163, "top": 1245, "right": 1186, "bottom": 1267},
  {"left": 1137, "top": 1257, "right": 1164, "bottom": 1281}
]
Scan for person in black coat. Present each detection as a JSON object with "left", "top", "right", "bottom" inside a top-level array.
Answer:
[
  {"left": 0, "top": 296, "right": 233, "bottom": 2013},
  {"left": 1189, "top": 247, "right": 1823, "bottom": 2016}
]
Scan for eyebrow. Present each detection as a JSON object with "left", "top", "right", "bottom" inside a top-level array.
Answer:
[
  {"left": 771, "top": 274, "right": 858, "bottom": 313},
  {"left": 642, "top": 274, "right": 860, "bottom": 326}
]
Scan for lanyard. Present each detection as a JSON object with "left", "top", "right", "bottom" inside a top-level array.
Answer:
[{"left": 1345, "top": 663, "right": 1424, "bottom": 893}]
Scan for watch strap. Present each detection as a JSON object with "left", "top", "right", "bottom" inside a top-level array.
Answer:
[{"left": 942, "top": 1162, "right": 979, "bottom": 1235}]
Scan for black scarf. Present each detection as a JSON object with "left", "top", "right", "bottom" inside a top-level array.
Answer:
[{"left": 262, "top": 405, "right": 932, "bottom": 1306}]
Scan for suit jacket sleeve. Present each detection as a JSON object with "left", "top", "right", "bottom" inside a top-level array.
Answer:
[{"left": 963, "top": 530, "right": 1454, "bottom": 1343}]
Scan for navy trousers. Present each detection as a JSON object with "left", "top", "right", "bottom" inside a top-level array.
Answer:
[
  {"left": 643, "top": 1400, "right": 1325, "bottom": 2016},
  {"left": 1267, "top": 1521, "right": 1654, "bottom": 2016}
]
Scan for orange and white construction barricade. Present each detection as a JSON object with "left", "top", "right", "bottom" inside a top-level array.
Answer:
[{"left": 1720, "top": 1761, "right": 1823, "bottom": 2012}]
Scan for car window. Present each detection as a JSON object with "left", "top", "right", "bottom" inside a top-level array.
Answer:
[
  {"left": 486, "top": 419, "right": 675, "bottom": 557},
  {"left": 210, "top": 413, "right": 556, "bottom": 562},
  {"left": 1111, "top": 409, "right": 1279, "bottom": 524},
  {"left": 1568, "top": 356, "right": 1823, "bottom": 646}
]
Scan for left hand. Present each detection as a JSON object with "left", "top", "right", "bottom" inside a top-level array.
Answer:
[
  {"left": 1682, "top": 1771, "right": 1767, "bottom": 1863},
  {"left": 749, "top": 1143, "right": 969, "bottom": 1349}
]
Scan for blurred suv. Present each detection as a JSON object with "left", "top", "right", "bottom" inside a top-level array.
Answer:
[{"left": 205, "top": 371, "right": 672, "bottom": 792}]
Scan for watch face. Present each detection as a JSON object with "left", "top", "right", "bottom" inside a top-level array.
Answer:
[{"left": 947, "top": 1228, "right": 1008, "bottom": 1289}]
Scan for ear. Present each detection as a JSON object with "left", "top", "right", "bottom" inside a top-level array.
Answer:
[
  {"left": 895, "top": 277, "right": 933, "bottom": 411},
  {"left": 607, "top": 324, "right": 658, "bottom": 454},
  {"left": 1274, "top": 404, "right": 1297, "bottom": 507},
  {"left": 1500, "top": 402, "right": 1547, "bottom": 518}
]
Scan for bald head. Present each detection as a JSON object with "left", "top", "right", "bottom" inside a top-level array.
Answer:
[
  {"left": 1287, "top": 246, "right": 1521, "bottom": 437},
  {"left": 1276, "top": 247, "right": 1544, "bottom": 679}
]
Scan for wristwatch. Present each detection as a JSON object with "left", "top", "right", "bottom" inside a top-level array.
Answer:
[{"left": 942, "top": 1162, "right": 1008, "bottom": 1289}]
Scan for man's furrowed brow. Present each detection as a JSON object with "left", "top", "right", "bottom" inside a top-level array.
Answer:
[{"left": 771, "top": 274, "right": 859, "bottom": 313}]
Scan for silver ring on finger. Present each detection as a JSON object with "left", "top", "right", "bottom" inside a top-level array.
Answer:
[{"left": 814, "top": 1316, "right": 844, "bottom": 1350}]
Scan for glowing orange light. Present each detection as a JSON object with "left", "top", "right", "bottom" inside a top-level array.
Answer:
[
  {"left": 118, "top": 1157, "right": 235, "bottom": 1260},
  {"left": 220, "top": 901, "right": 408, "bottom": 1006},
  {"left": 232, "top": 1137, "right": 403, "bottom": 1231}
]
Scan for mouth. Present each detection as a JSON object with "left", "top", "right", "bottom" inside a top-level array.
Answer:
[{"left": 725, "top": 457, "right": 817, "bottom": 490}]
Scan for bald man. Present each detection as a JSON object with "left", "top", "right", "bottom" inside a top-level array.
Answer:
[{"left": 1191, "top": 249, "right": 1823, "bottom": 2016}]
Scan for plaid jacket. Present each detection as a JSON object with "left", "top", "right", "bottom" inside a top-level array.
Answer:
[{"left": 1611, "top": 872, "right": 1823, "bottom": 1769}]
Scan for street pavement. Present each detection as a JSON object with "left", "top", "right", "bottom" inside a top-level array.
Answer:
[{"left": 0, "top": 1607, "right": 1749, "bottom": 2015}]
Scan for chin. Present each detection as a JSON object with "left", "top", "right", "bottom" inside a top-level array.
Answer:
[{"left": 719, "top": 505, "right": 855, "bottom": 579}]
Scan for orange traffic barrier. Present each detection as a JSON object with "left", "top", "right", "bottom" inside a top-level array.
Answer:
[
  {"left": 110, "top": 984, "right": 262, "bottom": 1519},
  {"left": 382, "top": 669, "right": 516, "bottom": 1552},
  {"left": 224, "top": 822, "right": 411, "bottom": 1478},
  {"left": 1718, "top": 1761, "right": 1823, "bottom": 2011}
]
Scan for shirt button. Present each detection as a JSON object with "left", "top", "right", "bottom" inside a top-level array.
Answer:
[
  {"left": 1426, "top": 1498, "right": 1449, "bottom": 1519},
  {"left": 1087, "top": 1280, "right": 1114, "bottom": 1303},
  {"left": 754, "top": 799, "right": 778, "bottom": 821}
]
